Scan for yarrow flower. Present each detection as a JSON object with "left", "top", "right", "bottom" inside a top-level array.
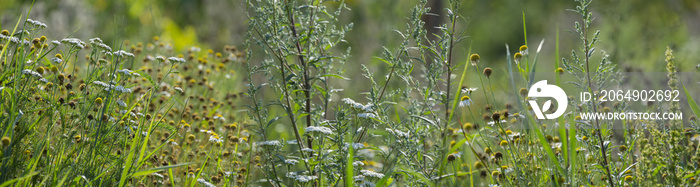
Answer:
[
  {"left": 353, "top": 161, "right": 365, "bottom": 167},
  {"left": 284, "top": 159, "right": 299, "bottom": 165},
  {"left": 360, "top": 170, "right": 385, "bottom": 178},
  {"left": 112, "top": 50, "right": 135, "bottom": 58},
  {"left": 286, "top": 173, "right": 318, "bottom": 183},
  {"left": 168, "top": 57, "right": 186, "bottom": 64},
  {"left": 196, "top": 178, "right": 217, "bottom": 187},
  {"left": 459, "top": 96, "right": 472, "bottom": 107},
  {"left": 25, "top": 19, "right": 47, "bottom": 28},
  {"left": 61, "top": 38, "right": 86, "bottom": 49},
  {"left": 255, "top": 140, "right": 282, "bottom": 147},
  {"left": 116, "top": 69, "right": 140, "bottom": 77},
  {"left": 51, "top": 57, "right": 63, "bottom": 63},
  {"left": 386, "top": 128, "right": 409, "bottom": 138},
  {"left": 358, "top": 113, "right": 376, "bottom": 118},
  {"left": 117, "top": 100, "right": 127, "bottom": 107},
  {"left": 352, "top": 143, "right": 365, "bottom": 149},
  {"left": 21, "top": 69, "right": 42, "bottom": 78},
  {"left": 306, "top": 126, "right": 333, "bottom": 135},
  {"left": 342, "top": 98, "right": 374, "bottom": 112},
  {"left": 156, "top": 56, "right": 166, "bottom": 62},
  {"left": 114, "top": 85, "right": 132, "bottom": 93}
]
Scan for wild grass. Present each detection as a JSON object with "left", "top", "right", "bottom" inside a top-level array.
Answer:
[{"left": 0, "top": 0, "right": 699, "bottom": 186}]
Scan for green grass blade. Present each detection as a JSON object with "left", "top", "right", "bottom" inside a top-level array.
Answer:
[{"left": 346, "top": 145, "right": 354, "bottom": 187}]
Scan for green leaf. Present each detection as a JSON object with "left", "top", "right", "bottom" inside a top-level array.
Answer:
[
  {"left": 320, "top": 74, "right": 350, "bottom": 80},
  {"left": 683, "top": 84, "right": 700, "bottom": 119}
]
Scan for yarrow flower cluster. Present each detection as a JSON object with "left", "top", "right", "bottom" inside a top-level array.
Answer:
[
  {"left": 254, "top": 140, "right": 282, "bottom": 148},
  {"left": 21, "top": 69, "right": 42, "bottom": 78},
  {"left": 196, "top": 178, "right": 217, "bottom": 187},
  {"left": 61, "top": 38, "right": 86, "bottom": 49},
  {"left": 168, "top": 57, "right": 186, "bottom": 63},
  {"left": 51, "top": 57, "right": 63, "bottom": 63},
  {"left": 284, "top": 159, "right": 299, "bottom": 165},
  {"left": 305, "top": 126, "right": 333, "bottom": 135},
  {"left": 116, "top": 69, "right": 140, "bottom": 77},
  {"left": 111, "top": 50, "right": 135, "bottom": 58},
  {"left": 386, "top": 128, "right": 409, "bottom": 138},
  {"left": 116, "top": 100, "right": 127, "bottom": 107},
  {"left": 360, "top": 170, "right": 385, "bottom": 178},
  {"left": 25, "top": 19, "right": 47, "bottom": 28},
  {"left": 90, "top": 37, "right": 112, "bottom": 52},
  {"left": 357, "top": 113, "right": 376, "bottom": 118},
  {"left": 342, "top": 98, "right": 374, "bottom": 112},
  {"left": 286, "top": 173, "right": 318, "bottom": 183}
]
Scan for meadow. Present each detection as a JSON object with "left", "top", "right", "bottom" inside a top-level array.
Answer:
[{"left": 0, "top": 0, "right": 699, "bottom": 186}]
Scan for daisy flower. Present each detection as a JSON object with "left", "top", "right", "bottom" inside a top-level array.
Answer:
[{"left": 459, "top": 96, "right": 473, "bottom": 107}]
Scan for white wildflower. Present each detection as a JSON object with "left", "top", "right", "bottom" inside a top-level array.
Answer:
[
  {"left": 255, "top": 140, "right": 282, "bottom": 147},
  {"left": 284, "top": 159, "right": 299, "bottom": 166},
  {"left": 487, "top": 120, "right": 508, "bottom": 126},
  {"left": 189, "top": 46, "right": 201, "bottom": 52},
  {"left": 301, "top": 148, "right": 313, "bottom": 152},
  {"left": 353, "top": 161, "right": 365, "bottom": 167},
  {"left": 212, "top": 115, "right": 226, "bottom": 121},
  {"left": 386, "top": 128, "right": 409, "bottom": 138},
  {"left": 209, "top": 136, "right": 224, "bottom": 143},
  {"left": 461, "top": 87, "right": 478, "bottom": 94},
  {"left": 168, "top": 57, "right": 186, "bottom": 63},
  {"left": 358, "top": 113, "right": 376, "bottom": 118},
  {"left": 352, "top": 143, "right": 365, "bottom": 149},
  {"left": 21, "top": 69, "right": 42, "bottom": 78},
  {"left": 112, "top": 50, "right": 135, "bottom": 58},
  {"left": 196, "top": 178, "right": 217, "bottom": 187},
  {"left": 292, "top": 175, "right": 318, "bottom": 183},
  {"left": 117, "top": 100, "right": 127, "bottom": 107},
  {"left": 459, "top": 96, "right": 473, "bottom": 107},
  {"left": 360, "top": 181, "right": 376, "bottom": 187},
  {"left": 156, "top": 56, "right": 166, "bottom": 62},
  {"left": 51, "top": 57, "right": 63, "bottom": 63},
  {"left": 115, "top": 85, "right": 132, "bottom": 93},
  {"left": 360, "top": 170, "right": 384, "bottom": 178},
  {"left": 26, "top": 19, "right": 47, "bottom": 28},
  {"left": 305, "top": 126, "right": 333, "bottom": 135}
]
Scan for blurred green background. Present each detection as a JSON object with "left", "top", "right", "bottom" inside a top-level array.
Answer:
[{"left": 1, "top": 0, "right": 699, "bottom": 90}]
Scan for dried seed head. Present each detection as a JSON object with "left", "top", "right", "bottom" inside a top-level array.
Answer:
[
  {"left": 1, "top": 137, "right": 10, "bottom": 146},
  {"left": 483, "top": 67, "right": 492, "bottom": 78},
  {"left": 519, "top": 88, "right": 528, "bottom": 96}
]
